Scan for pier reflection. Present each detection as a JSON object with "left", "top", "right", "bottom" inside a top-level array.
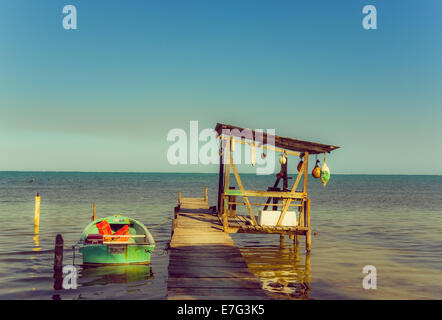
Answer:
[
  {"left": 240, "top": 240, "right": 311, "bottom": 299},
  {"left": 79, "top": 264, "right": 154, "bottom": 286}
]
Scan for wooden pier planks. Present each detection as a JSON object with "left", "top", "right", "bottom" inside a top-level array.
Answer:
[
  {"left": 179, "top": 197, "right": 210, "bottom": 210},
  {"left": 167, "top": 197, "right": 269, "bottom": 300}
]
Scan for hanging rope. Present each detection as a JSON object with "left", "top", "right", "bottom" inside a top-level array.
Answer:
[{"left": 145, "top": 217, "right": 173, "bottom": 229}]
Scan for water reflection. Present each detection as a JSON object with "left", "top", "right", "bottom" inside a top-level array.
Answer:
[
  {"left": 79, "top": 264, "right": 154, "bottom": 287},
  {"left": 51, "top": 265, "right": 155, "bottom": 300},
  {"left": 32, "top": 224, "right": 41, "bottom": 252},
  {"left": 240, "top": 241, "right": 311, "bottom": 299},
  {"left": 30, "top": 224, "right": 42, "bottom": 284}
]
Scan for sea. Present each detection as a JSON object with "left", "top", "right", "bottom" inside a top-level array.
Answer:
[{"left": 0, "top": 172, "right": 441, "bottom": 299}]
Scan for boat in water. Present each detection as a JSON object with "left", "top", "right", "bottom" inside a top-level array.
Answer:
[{"left": 77, "top": 215, "right": 155, "bottom": 265}]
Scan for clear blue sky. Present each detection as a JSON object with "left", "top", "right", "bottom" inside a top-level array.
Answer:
[{"left": 0, "top": 0, "right": 441, "bottom": 174}]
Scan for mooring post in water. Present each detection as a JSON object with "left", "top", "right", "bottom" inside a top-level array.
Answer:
[
  {"left": 54, "top": 234, "right": 63, "bottom": 270},
  {"left": 53, "top": 234, "right": 64, "bottom": 290},
  {"left": 34, "top": 193, "right": 40, "bottom": 226},
  {"left": 92, "top": 202, "right": 96, "bottom": 221}
]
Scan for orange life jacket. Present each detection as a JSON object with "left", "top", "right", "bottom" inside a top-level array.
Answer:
[
  {"left": 113, "top": 225, "right": 130, "bottom": 242},
  {"left": 96, "top": 220, "right": 113, "bottom": 241}
]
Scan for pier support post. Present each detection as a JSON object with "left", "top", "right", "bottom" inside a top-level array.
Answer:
[
  {"left": 279, "top": 234, "right": 285, "bottom": 248},
  {"left": 305, "top": 199, "right": 311, "bottom": 252},
  {"left": 228, "top": 186, "right": 237, "bottom": 217},
  {"left": 217, "top": 151, "right": 224, "bottom": 214},
  {"left": 304, "top": 251, "right": 311, "bottom": 296},
  {"left": 221, "top": 198, "right": 229, "bottom": 233}
]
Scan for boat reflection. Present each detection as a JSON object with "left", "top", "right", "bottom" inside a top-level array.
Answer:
[
  {"left": 240, "top": 240, "right": 311, "bottom": 299},
  {"left": 78, "top": 264, "right": 154, "bottom": 287}
]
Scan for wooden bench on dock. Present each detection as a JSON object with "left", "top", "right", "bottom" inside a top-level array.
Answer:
[{"left": 167, "top": 189, "right": 269, "bottom": 300}]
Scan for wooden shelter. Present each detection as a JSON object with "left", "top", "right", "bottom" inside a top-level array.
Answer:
[{"left": 215, "top": 123, "right": 340, "bottom": 252}]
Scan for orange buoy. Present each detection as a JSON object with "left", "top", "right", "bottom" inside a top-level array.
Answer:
[{"left": 312, "top": 160, "right": 321, "bottom": 178}]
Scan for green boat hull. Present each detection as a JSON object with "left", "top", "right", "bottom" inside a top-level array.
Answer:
[
  {"left": 78, "top": 215, "right": 156, "bottom": 266},
  {"left": 80, "top": 244, "right": 155, "bottom": 265}
]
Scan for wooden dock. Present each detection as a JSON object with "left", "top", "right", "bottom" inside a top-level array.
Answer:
[{"left": 167, "top": 191, "right": 269, "bottom": 300}]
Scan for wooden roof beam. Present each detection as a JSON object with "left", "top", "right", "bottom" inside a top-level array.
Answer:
[{"left": 215, "top": 123, "right": 340, "bottom": 154}]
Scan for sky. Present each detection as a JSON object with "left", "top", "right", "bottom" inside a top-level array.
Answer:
[{"left": 0, "top": 0, "right": 441, "bottom": 174}]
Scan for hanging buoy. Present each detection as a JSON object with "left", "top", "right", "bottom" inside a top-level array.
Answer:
[
  {"left": 279, "top": 154, "right": 287, "bottom": 165},
  {"left": 297, "top": 160, "right": 303, "bottom": 172},
  {"left": 320, "top": 155, "right": 330, "bottom": 187},
  {"left": 312, "top": 160, "right": 321, "bottom": 179}
]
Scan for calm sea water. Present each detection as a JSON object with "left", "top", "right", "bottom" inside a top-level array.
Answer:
[{"left": 0, "top": 172, "right": 441, "bottom": 299}]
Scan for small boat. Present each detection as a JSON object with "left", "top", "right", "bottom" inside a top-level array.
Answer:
[{"left": 77, "top": 215, "right": 155, "bottom": 265}]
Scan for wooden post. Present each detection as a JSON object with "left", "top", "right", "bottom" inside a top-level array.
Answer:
[
  {"left": 224, "top": 150, "right": 231, "bottom": 193},
  {"left": 305, "top": 198, "right": 311, "bottom": 252},
  {"left": 305, "top": 251, "right": 311, "bottom": 294},
  {"left": 204, "top": 187, "right": 208, "bottom": 202},
  {"left": 298, "top": 203, "right": 304, "bottom": 227},
  {"left": 178, "top": 191, "right": 182, "bottom": 205},
  {"left": 222, "top": 197, "right": 229, "bottom": 233},
  {"left": 279, "top": 234, "right": 285, "bottom": 248},
  {"left": 53, "top": 234, "right": 63, "bottom": 290},
  {"left": 282, "top": 157, "right": 288, "bottom": 191},
  {"left": 222, "top": 148, "right": 231, "bottom": 230},
  {"left": 34, "top": 193, "right": 40, "bottom": 226},
  {"left": 219, "top": 194, "right": 229, "bottom": 233},
  {"left": 228, "top": 186, "right": 237, "bottom": 217},
  {"left": 54, "top": 234, "right": 63, "bottom": 270},
  {"left": 217, "top": 148, "right": 224, "bottom": 214},
  {"left": 303, "top": 152, "right": 309, "bottom": 194},
  {"left": 92, "top": 202, "right": 96, "bottom": 221},
  {"left": 294, "top": 235, "right": 300, "bottom": 252},
  {"left": 303, "top": 152, "right": 310, "bottom": 252}
]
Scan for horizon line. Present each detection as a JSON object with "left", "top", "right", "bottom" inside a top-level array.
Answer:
[{"left": 0, "top": 170, "right": 440, "bottom": 176}]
